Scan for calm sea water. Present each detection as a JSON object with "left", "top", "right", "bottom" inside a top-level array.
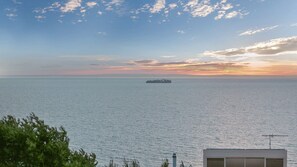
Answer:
[{"left": 0, "top": 77, "right": 297, "bottom": 166}]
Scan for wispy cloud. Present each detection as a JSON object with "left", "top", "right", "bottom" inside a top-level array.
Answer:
[
  {"left": 35, "top": 15, "right": 46, "bottom": 21},
  {"left": 33, "top": 2, "right": 61, "bottom": 20},
  {"left": 6, "top": 13, "right": 17, "bottom": 18},
  {"left": 150, "top": 0, "right": 166, "bottom": 13},
  {"left": 105, "top": 0, "right": 124, "bottom": 11},
  {"left": 291, "top": 23, "right": 297, "bottom": 27},
  {"left": 221, "top": 3, "right": 233, "bottom": 10},
  {"left": 128, "top": 0, "right": 247, "bottom": 20},
  {"left": 86, "top": 1, "right": 97, "bottom": 8},
  {"left": 108, "top": 0, "right": 124, "bottom": 6},
  {"left": 12, "top": 0, "right": 22, "bottom": 5},
  {"left": 128, "top": 60, "right": 158, "bottom": 65},
  {"left": 184, "top": 0, "right": 214, "bottom": 17},
  {"left": 161, "top": 55, "right": 176, "bottom": 58},
  {"left": 168, "top": 3, "right": 178, "bottom": 10},
  {"left": 224, "top": 10, "right": 247, "bottom": 19},
  {"left": 97, "top": 31, "right": 107, "bottom": 36},
  {"left": 59, "top": 55, "right": 113, "bottom": 62},
  {"left": 125, "top": 59, "right": 249, "bottom": 75},
  {"left": 224, "top": 11, "right": 238, "bottom": 19},
  {"left": 61, "top": 0, "right": 82, "bottom": 13},
  {"left": 204, "top": 36, "right": 297, "bottom": 56},
  {"left": 29, "top": 0, "right": 247, "bottom": 23},
  {"left": 214, "top": 0, "right": 248, "bottom": 20},
  {"left": 177, "top": 30, "right": 185, "bottom": 34},
  {"left": 214, "top": 10, "right": 225, "bottom": 20},
  {"left": 34, "top": 2, "right": 61, "bottom": 14},
  {"left": 182, "top": 0, "right": 247, "bottom": 19},
  {"left": 5, "top": 8, "right": 18, "bottom": 20},
  {"left": 239, "top": 25, "right": 279, "bottom": 36}
]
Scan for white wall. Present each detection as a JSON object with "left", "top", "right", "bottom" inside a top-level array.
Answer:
[{"left": 203, "top": 149, "right": 287, "bottom": 167}]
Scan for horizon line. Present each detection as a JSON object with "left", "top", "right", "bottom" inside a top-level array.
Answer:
[{"left": 1, "top": 74, "right": 297, "bottom": 78}]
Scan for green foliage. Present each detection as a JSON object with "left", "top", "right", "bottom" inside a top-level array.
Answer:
[
  {"left": 105, "top": 159, "right": 140, "bottom": 167},
  {"left": 0, "top": 113, "right": 98, "bottom": 167},
  {"left": 161, "top": 159, "right": 169, "bottom": 167},
  {"left": 66, "top": 149, "right": 97, "bottom": 167}
]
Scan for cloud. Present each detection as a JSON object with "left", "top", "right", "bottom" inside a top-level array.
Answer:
[
  {"left": 26, "top": 0, "right": 246, "bottom": 23},
  {"left": 128, "top": 59, "right": 183, "bottom": 66},
  {"left": 130, "top": 15, "right": 139, "bottom": 20},
  {"left": 61, "top": 0, "right": 82, "bottom": 12},
  {"left": 5, "top": 8, "right": 18, "bottom": 20},
  {"left": 177, "top": 30, "right": 185, "bottom": 34},
  {"left": 97, "top": 32, "right": 107, "bottom": 36},
  {"left": 129, "top": 59, "right": 243, "bottom": 68},
  {"left": 128, "top": 60, "right": 158, "bottom": 65},
  {"left": 239, "top": 25, "right": 279, "bottom": 36},
  {"left": 86, "top": 2, "right": 97, "bottom": 8},
  {"left": 59, "top": 55, "right": 113, "bottom": 66},
  {"left": 220, "top": 0, "right": 228, "bottom": 4},
  {"left": 168, "top": 3, "right": 178, "bottom": 10},
  {"left": 214, "top": 10, "right": 225, "bottom": 20},
  {"left": 185, "top": 0, "right": 199, "bottom": 8},
  {"left": 34, "top": 2, "right": 61, "bottom": 14},
  {"left": 130, "top": 4, "right": 150, "bottom": 15},
  {"left": 150, "top": 0, "right": 166, "bottom": 13},
  {"left": 191, "top": 4, "right": 214, "bottom": 17},
  {"left": 291, "top": 23, "right": 297, "bottom": 27},
  {"left": 33, "top": 2, "right": 61, "bottom": 21},
  {"left": 204, "top": 48, "right": 245, "bottom": 56},
  {"left": 225, "top": 11, "right": 241, "bottom": 19},
  {"left": 128, "top": 59, "right": 192, "bottom": 67},
  {"left": 105, "top": 0, "right": 124, "bottom": 11},
  {"left": 184, "top": 0, "right": 214, "bottom": 17},
  {"left": 204, "top": 36, "right": 297, "bottom": 56},
  {"left": 109, "top": 0, "right": 124, "bottom": 6},
  {"left": 182, "top": 0, "right": 246, "bottom": 19},
  {"left": 80, "top": 7, "right": 86, "bottom": 13},
  {"left": 182, "top": 62, "right": 247, "bottom": 72},
  {"left": 162, "top": 55, "right": 176, "bottom": 58},
  {"left": 152, "top": 61, "right": 190, "bottom": 66},
  {"left": 220, "top": 3, "right": 233, "bottom": 10},
  {"left": 35, "top": 15, "right": 46, "bottom": 21},
  {"left": 126, "top": 59, "right": 248, "bottom": 74},
  {"left": 12, "top": 0, "right": 22, "bottom": 5},
  {"left": 6, "top": 13, "right": 17, "bottom": 18},
  {"left": 214, "top": 1, "right": 247, "bottom": 20},
  {"left": 33, "top": 0, "right": 122, "bottom": 20}
]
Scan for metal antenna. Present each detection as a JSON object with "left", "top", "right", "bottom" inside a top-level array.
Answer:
[{"left": 262, "top": 134, "right": 288, "bottom": 149}]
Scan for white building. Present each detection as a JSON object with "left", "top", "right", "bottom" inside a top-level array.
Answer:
[{"left": 203, "top": 149, "right": 287, "bottom": 167}]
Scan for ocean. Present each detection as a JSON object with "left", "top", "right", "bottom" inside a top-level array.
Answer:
[{"left": 0, "top": 77, "right": 296, "bottom": 166}]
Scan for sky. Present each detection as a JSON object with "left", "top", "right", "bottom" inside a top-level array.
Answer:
[{"left": 0, "top": 0, "right": 297, "bottom": 76}]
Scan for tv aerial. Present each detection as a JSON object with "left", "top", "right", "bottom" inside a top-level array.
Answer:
[{"left": 262, "top": 134, "right": 288, "bottom": 149}]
